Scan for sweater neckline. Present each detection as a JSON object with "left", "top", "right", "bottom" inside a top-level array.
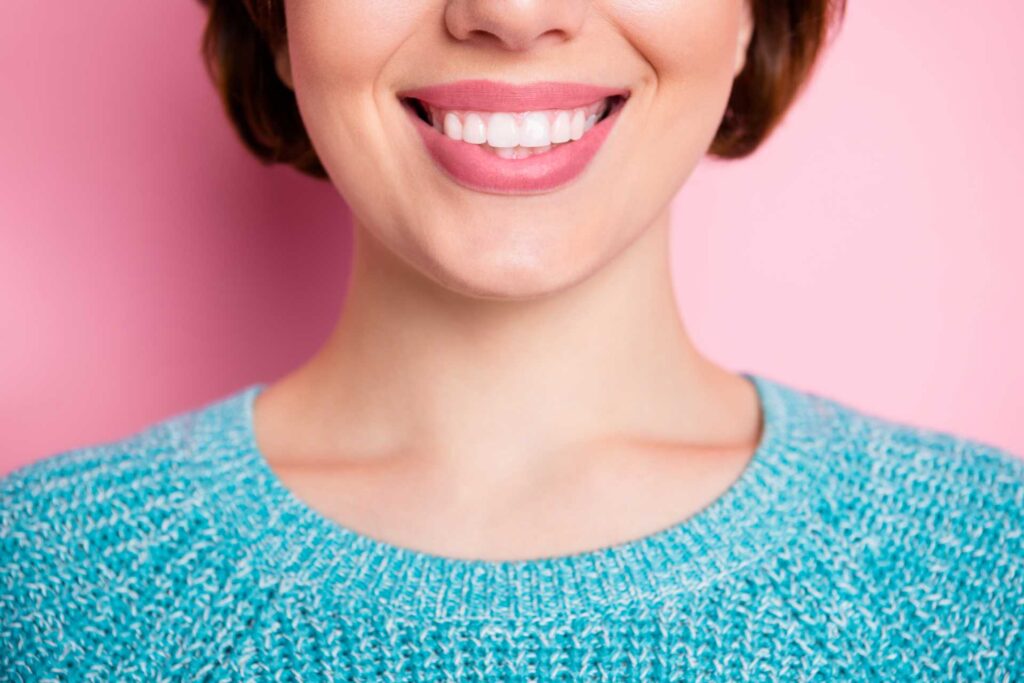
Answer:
[{"left": 215, "top": 371, "right": 815, "bottom": 618}]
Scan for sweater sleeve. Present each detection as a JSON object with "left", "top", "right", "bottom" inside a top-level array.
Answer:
[
  {"left": 951, "top": 437, "right": 1024, "bottom": 659},
  {"left": 947, "top": 438, "right": 1023, "bottom": 677},
  {"left": 853, "top": 419, "right": 1024, "bottom": 679},
  {"left": 1, "top": 446, "right": 116, "bottom": 679},
  {"left": 0, "top": 417, "right": 204, "bottom": 680}
]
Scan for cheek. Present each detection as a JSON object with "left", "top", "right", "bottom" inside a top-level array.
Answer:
[
  {"left": 286, "top": 2, "right": 424, "bottom": 86},
  {"left": 284, "top": 0, "right": 431, "bottom": 149},
  {"left": 610, "top": 0, "right": 745, "bottom": 176},
  {"left": 611, "top": 0, "right": 745, "bottom": 80},
  {"left": 282, "top": 1, "right": 431, "bottom": 214}
]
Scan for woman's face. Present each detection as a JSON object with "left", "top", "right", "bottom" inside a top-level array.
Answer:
[{"left": 276, "top": 1, "right": 753, "bottom": 299}]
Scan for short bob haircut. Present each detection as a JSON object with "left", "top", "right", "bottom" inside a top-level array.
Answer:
[{"left": 197, "top": 0, "right": 847, "bottom": 180}]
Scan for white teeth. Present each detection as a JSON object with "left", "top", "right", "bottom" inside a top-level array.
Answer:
[
  {"left": 486, "top": 113, "right": 519, "bottom": 148},
  {"left": 518, "top": 112, "right": 551, "bottom": 147},
  {"left": 569, "top": 110, "right": 585, "bottom": 141},
  {"left": 462, "top": 113, "right": 487, "bottom": 144},
  {"left": 443, "top": 112, "right": 462, "bottom": 141},
  {"left": 550, "top": 111, "right": 571, "bottom": 144},
  {"left": 416, "top": 96, "right": 620, "bottom": 157}
]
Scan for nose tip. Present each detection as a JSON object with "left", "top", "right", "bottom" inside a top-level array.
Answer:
[{"left": 445, "top": 0, "right": 587, "bottom": 52}]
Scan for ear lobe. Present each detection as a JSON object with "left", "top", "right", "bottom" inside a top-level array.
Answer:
[
  {"left": 274, "top": 43, "right": 294, "bottom": 90},
  {"left": 734, "top": 0, "right": 755, "bottom": 77}
]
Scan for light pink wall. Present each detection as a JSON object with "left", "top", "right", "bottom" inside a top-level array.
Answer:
[{"left": 2, "top": 2, "right": 1022, "bottom": 475}]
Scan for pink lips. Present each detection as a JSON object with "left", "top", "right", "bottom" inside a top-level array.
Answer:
[{"left": 397, "top": 80, "right": 629, "bottom": 195}]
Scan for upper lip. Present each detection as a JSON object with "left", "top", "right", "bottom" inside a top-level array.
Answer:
[{"left": 396, "top": 79, "right": 630, "bottom": 112}]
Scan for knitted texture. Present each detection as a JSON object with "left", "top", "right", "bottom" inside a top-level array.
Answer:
[{"left": 2, "top": 373, "right": 1022, "bottom": 681}]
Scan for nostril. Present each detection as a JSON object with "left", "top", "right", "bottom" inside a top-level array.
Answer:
[{"left": 465, "top": 27, "right": 568, "bottom": 52}]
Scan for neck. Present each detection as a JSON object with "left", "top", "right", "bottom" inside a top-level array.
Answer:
[{"left": 258, "top": 206, "right": 757, "bottom": 472}]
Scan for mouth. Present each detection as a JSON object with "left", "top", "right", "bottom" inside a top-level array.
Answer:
[
  {"left": 396, "top": 80, "right": 631, "bottom": 195},
  {"left": 399, "top": 93, "right": 628, "bottom": 160}
]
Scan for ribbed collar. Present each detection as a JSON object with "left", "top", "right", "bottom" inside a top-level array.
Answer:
[{"left": 190, "top": 372, "right": 830, "bottom": 620}]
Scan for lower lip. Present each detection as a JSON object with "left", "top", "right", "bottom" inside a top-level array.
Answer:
[{"left": 403, "top": 100, "right": 625, "bottom": 195}]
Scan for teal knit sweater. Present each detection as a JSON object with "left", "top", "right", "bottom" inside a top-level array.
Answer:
[{"left": 2, "top": 373, "right": 1022, "bottom": 681}]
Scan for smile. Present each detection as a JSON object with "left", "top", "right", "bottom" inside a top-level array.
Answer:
[{"left": 397, "top": 80, "right": 630, "bottom": 195}]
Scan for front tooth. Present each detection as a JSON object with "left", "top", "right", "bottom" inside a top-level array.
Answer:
[
  {"left": 487, "top": 113, "right": 519, "bottom": 148},
  {"left": 495, "top": 147, "right": 516, "bottom": 159},
  {"left": 569, "top": 110, "right": 585, "bottom": 141},
  {"left": 519, "top": 112, "right": 551, "bottom": 147},
  {"left": 463, "top": 113, "right": 487, "bottom": 144},
  {"left": 550, "top": 111, "right": 571, "bottom": 143},
  {"left": 443, "top": 112, "right": 463, "bottom": 141}
]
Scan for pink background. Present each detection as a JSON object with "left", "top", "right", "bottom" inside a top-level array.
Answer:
[{"left": 2, "top": 2, "right": 1022, "bottom": 475}]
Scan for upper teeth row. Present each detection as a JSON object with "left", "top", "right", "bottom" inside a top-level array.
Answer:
[{"left": 423, "top": 99, "right": 608, "bottom": 148}]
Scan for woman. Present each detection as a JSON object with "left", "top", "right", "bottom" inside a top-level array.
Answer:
[{"left": 3, "top": 0, "right": 1022, "bottom": 679}]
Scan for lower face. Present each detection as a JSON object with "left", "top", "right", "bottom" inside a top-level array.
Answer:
[{"left": 282, "top": 1, "right": 750, "bottom": 299}]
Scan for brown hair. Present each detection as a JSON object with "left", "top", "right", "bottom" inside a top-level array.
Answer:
[{"left": 197, "top": 0, "right": 847, "bottom": 180}]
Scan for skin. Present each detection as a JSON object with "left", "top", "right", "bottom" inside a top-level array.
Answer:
[{"left": 255, "top": 0, "right": 762, "bottom": 561}]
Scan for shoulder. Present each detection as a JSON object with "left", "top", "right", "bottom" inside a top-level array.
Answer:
[
  {"left": 794, "top": 385, "right": 1024, "bottom": 672},
  {"left": 1, "top": 404, "right": 205, "bottom": 541},
  {"left": 814, "top": 389, "right": 1024, "bottom": 527},
  {"left": 763, "top": 375, "right": 1023, "bottom": 525},
  {"left": 1, "top": 385, "right": 255, "bottom": 523},
  {"left": 0, "top": 390, "right": 247, "bottom": 675},
  {"left": 771, "top": 377, "right": 1023, "bottom": 572}
]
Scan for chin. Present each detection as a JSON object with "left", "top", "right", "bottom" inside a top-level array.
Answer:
[
  {"left": 421, "top": 245, "right": 598, "bottom": 302},
  {"left": 392, "top": 209, "right": 601, "bottom": 301}
]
